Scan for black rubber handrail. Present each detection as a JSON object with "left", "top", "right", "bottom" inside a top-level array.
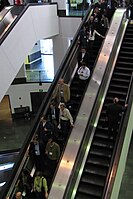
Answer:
[{"left": 0, "top": 5, "right": 93, "bottom": 199}]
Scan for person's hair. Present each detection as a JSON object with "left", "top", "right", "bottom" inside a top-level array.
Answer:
[
  {"left": 60, "top": 103, "right": 66, "bottom": 107},
  {"left": 43, "top": 115, "right": 48, "bottom": 120},
  {"left": 35, "top": 171, "right": 43, "bottom": 177},
  {"left": 81, "top": 62, "right": 86, "bottom": 66},
  {"left": 113, "top": 97, "right": 119, "bottom": 103}
]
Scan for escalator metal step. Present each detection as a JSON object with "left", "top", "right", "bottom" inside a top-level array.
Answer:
[
  {"left": 87, "top": 154, "right": 110, "bottom": 167},
  {"left": 76, "top": 192, "right": 100, "bottom": 199},
  {"left": 81, "top": 173, "right": 105, "bottom": 186},
  {"left": 111, "top": 77, "right": 130, "bottom": 83},
  {"left": 108, "top": 90, "right": 127, "bottom": 96},
  {"left": 78, "top": 183, "right": 103, "bottom": 197},
  {"left": 118, "top": 56, "right": 133, "bottom": 62},
  {"left": 119, "top": 50, "right": 133, "bottom": 56},
  {"left": 95, "top": 131, "right": 108, "bottom": 139},
  {"left": 84, "top": 164, "right": 108, "bottom": 177},
  {"left": 120, "top": 46, "right": 133, "bottom": 51},
  {"left": 93, "top": 137, "right": 114, "bottom": 149},
  {"left": 90, "top": 145, "right": 112, "bottom": 158},
  {"left": 113, "top": 72, "right": 131, "bottom": 77}
]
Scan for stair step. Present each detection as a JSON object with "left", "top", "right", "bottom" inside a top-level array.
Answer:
[
  {"left": 87, "top": 154, "right": 110, "bottom": 167},
  {"left": 81, "top": 173, "right": 105, "bottom": 187},
  {"left": 90, "top": 146, "right": 112, "bottom": 158},
  {"left": 78, "top": 183, "right": 103, "bottom": 197},
  {"left": 85, "top": 164, "right": 108, "bottom": 177}
]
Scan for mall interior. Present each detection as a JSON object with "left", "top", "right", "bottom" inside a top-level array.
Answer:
[{"left": 0, "top": 0, "right": 133, "bottom": 199}]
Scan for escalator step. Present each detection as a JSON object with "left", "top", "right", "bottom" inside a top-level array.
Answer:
[
  {"left": 120, "top": 46, "right": 133, "bottom": 51},
  {"left": 95, "top": 131, "right": 108, "bottom": 139},
  {"left": 115, "top": 66, "right": 133, "bottom": 72},
  {"left": 90, "top": 145, "right": 112, "bottom": 158},
  {"left": 93, "top": 137, "right": 114, "bottom": 149},
  {"left": 76, "top": 192, "right": 100, "bottom": 199},
  {"left": 78, "top": 183, "right": 103, "bottom": 197},
  {"left": 81, "top": 173, "right": 105, "bottom": 186},
  {"left": 85, "top": 163, "right": 108, "bottom": 176},
  {"left": 119, "top": 50, "right": 133, "bottom": 56},
  {"left": 111, "top": 77, "right": 130, "bottom": 83},
  {"left": 108, "top": 90, "right": 127, "bottom": 96},
  {"left": 122, "top": 41, "right": 133, "bottom": 46},
  {"left": 117, "top": 56, "right": 133, "bottom": 62},
  {"left": 110, "top": 83, "right": 129, "bottom": 89},
  {"left": 87, "top": 154, "right": 110, "bottom": 167},
  {"left": 113, "top": 72, "right": 131, "bottom": 77}
]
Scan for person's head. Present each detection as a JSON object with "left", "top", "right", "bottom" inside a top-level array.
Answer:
[
  {"left": 60, "top": 103, "right": 65, "bottom": 111},
  {"left": 33, "top": 134, "right": 39, "bottom": 144},
  {"left": 15, "top": 192, "right": 22, "bottom": 199},
  {"left": 50, "top": 102, "right": 55, "bottom": 109},
  {"left": 48, "top": 138, "right": 54, "bottom": 146},
  {"left": 41, "top": 115, "right": 48, "bottom": 122},
  {"left": 35, "top": 171, "right": 43, "bottom": 177},
  {"left": 90, "top": 15, "right": 94, "bottom": 22},
  {"left": 81, "top": 62, "right": 87, "bottom": 68},
  {"left": 94, "top": 7, "right": 100, "bottom": 14},
  {"left": 59, "top": 78, "right": 64, "bottom": 85},
  {"left": 113, "top": 97, "right": 119, "bottom": 104}
]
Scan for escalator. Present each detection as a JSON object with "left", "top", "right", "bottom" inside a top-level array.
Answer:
[
  {"left": 0, "top": 6, "right": 96, "bottom": 199},
  {"left": 74, "top": 21, "right": 133, "bottom": 199},
  {"left": 70, "top": 38, "right": 103, "bottom": 120}
]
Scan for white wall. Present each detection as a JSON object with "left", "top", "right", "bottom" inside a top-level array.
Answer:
[
  {"left": 52, "top": 0, "right": 66, "bottom": 10},
  {"left": 7, "top": 83, "right": 51, "bottom": 113},
  {"left": 53, "top": 17, "right": 81, "bottom": 73},
  {"left": 0, "top": 4, "right": 59, "bottom": 103},
  {"left": 15, "top": 64, "right": 26, "bottom": 78}
]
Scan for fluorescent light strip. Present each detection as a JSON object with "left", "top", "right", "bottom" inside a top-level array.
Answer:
[
  {"left": 0, "top": 163, "right": 14, "bottom": 171},
  {"left": 0, "top": 182, "right": 6, "bottom": 187}
]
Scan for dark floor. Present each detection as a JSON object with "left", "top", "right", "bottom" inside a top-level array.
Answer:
[{"left": 0, "top": 95, "right": 34, "bottom": 151}]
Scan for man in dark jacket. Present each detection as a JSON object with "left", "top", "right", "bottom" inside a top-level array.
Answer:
[
  {"left": 106, "top": 97, "right": 127, "bottom": 137},
  {"left": 38, "top": 116, "right": 54, "bottom": 146},
  {"left": 46, "top": 102, "right": 59, "bottom": 138},
  {"left": 78, "top": 47, "right": 90, "bottom": 68}
]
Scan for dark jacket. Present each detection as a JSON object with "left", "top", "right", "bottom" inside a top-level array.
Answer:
[
  {"left": 46, "top": 107, "right": 60, "bottom": 125},
  {"left": 107, "top": 103, "right": 124, "bottom": 122},
  {"left": 78, "top": 51, "right": 90, "bottom": 66}
]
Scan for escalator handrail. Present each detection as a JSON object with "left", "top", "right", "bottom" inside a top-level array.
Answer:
[
  {"left": 1, "top": 6, "right": 94, "bottom": 199},
  {"left": 0, "top": 6, "right": 13, "bottom": 22},
  {"left": 102, "top": 72, "right": 133, "bottom": 199}
]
